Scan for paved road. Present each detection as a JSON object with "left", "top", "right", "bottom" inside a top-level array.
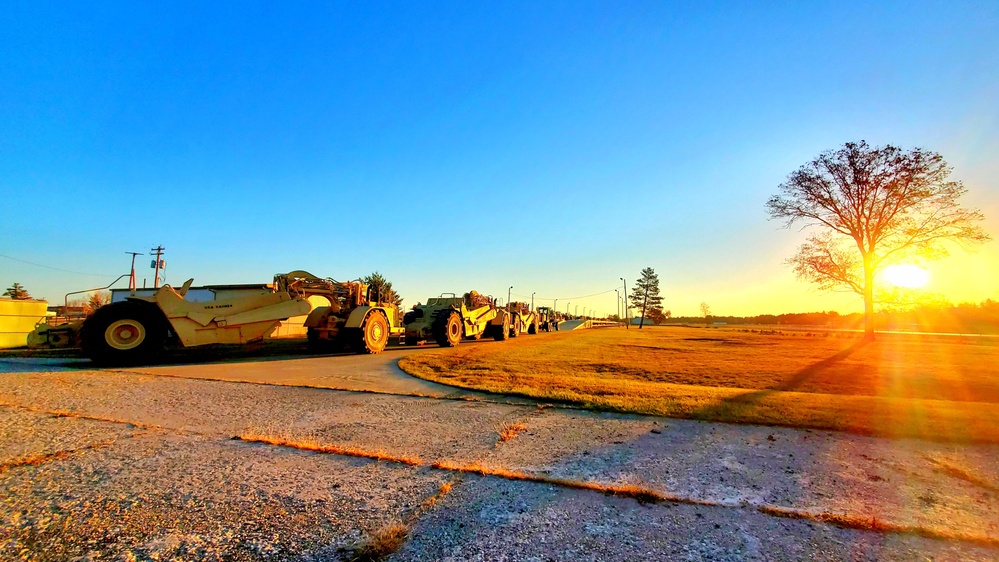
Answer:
[{"left": 1, "top": 345, "right": 997, "bottom": 561}]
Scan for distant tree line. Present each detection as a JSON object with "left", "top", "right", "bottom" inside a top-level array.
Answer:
[{"left": 666, "top": 299, "right": 999, "bottom": 334}]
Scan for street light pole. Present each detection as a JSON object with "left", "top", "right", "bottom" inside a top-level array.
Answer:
[
  {"left": 531, "top": 292, "right": 535, "bottom": 311},
  {"left": 508, "top": 286, "right": 513, "bottom": 309},
  {"left": 615, "top": 289, "right": 620, "bottom": 321},
  {"left": 620, "top": 277, "right": 629, "bottom": 329},
  {"left": 126, "top": 251, "right": 143, "bottom": 291}
]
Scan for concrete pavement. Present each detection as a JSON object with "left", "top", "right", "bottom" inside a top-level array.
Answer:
[{"left": 1, "top": 348, "right": 997, "bottom": 560}]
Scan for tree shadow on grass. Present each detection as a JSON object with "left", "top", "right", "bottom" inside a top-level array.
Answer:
[{"left": 691, "top": 339, "right": 872, "bottom": 422}]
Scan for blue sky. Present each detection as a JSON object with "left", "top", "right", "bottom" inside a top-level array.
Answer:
[{"left": 2, "top": 1, "right": 997, "bottom": 316}]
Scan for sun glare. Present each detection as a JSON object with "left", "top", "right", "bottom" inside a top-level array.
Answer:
[{"left": 883, "top": 264, "right": 930, "bottom": 289}]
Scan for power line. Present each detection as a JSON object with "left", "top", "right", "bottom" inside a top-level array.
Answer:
[
  {"left": 512, "top": 287, "right": 618, "bottom": 301},
  {"left": 0, "top": 252, "right": 115, "bottom": 277}
]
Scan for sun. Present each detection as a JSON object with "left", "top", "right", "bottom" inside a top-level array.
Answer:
[{"left": 882, "top": 264, "right": 930, "bottom": 289}]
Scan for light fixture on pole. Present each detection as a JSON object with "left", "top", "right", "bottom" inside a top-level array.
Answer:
[
  {"left": 126, "top": 251, "right": 143, "bottom": 291},
  {"left": 620, "top": 277, "right": 629, "bottom": 329}
]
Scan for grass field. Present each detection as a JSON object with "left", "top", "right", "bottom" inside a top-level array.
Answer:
[{"left": 398, "top": 326, "right": 999, "bottom": 442}]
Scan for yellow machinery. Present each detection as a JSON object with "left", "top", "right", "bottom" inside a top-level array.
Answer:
[
  {"left": 72, "top": 270, "right": 399, "bottom": 365},
  {"left": 79, "top": 278, "right": 309, "bottom": 365},
  {"left": 535, "top": 306, "right": 562, "bottom": 331},
  {"left": 281, "top": 270, "right": 402, "bottom": 354},
  {"left": 403, "top": 291, "right": 509, "bottom": 347},
  {"left": 507, "top": 301, "right": 540, "bottom": 337}
]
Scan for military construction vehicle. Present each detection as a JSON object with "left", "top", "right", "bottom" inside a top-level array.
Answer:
[
  {"left": 507, "top": 301, "right": 540, "bottom": 337},
  {"left": 286, "top": 271, "right": 402, "bottom": 354},
  {"left": 403, "top": 291, "right": 509, "bottom": 347},
  {"left": 71, "top": 270, "right": 398, "bottom": 366},
  {"left": 536, "top": 306, "right": 562, "bottom": 331}
]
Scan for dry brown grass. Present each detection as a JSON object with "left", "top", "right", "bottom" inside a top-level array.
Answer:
[
  {"left": 922, "top": 454, "right": 999, "bottom": 493},
  {"left": 429, "top": 459, "right": 999, "bottom": 545},
  {"left": 0, "top": 440, "right": 116, "bottom": 474},
  {"left": 231, "top": 432, "right": 999, "bottom": 546},
  {"left": 431, "top": 460, "right": 704, "bottom": 505},
  {"left": 757, "top": 505, "right": 999, "bottom": 547},
  {"left": 348, "top": 477, "right": 459, "bottom": 560},
  {"left": 496, "top": 421, "right": 527, "bottom": 444},
  {"left": 0, "top": 450, "right": 75, "bottom": 474},
  {"left": 0, "top": 401, "right": 158, "bottom": 430},
  {"left": 236, "top": 431, "right": 423, "bottom": 466},
  {"left": 399, "top": 327, "right": 999, "bottom": 442},
  {"left": 348, "top": 521, "right": 409, "bottom": 562}
]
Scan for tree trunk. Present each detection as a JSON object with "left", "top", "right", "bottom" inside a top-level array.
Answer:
[
  {"left": 639, "top": 294, "right": 648, "bottom": 329},
  {"left": 863, "top": 254, "right": 875, "bottom": 340}
]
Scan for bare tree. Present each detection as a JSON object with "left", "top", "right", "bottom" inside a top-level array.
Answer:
[
  {"left": 767, "top": 141, "right": 989, "bottom": 338},
  {"left": 3, "top": 282, "right": 31, "bottom": 300},
  {"left": 700, "top": 302, "right": 712, "bottom": 325},
  {"left": 629, "top": 267, "right": 663, "bottom": 329}
]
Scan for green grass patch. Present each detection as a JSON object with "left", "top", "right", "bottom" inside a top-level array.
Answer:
[{"left": 398, "top": 327, "right": 999, "bottom": 442}]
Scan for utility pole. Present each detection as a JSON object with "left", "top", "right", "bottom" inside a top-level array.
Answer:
[
  {"left": 620, "top": 277, "right": 629, "bottom": 329},
  {"left": 615, "top": 289, "right": 620, "bottom": 321},
  {"left": 508, "top": 286, "right": 513, "bottom": 310},
  {"left": 151, "top": 246, "right": 165, "bottom": 288},
  {"left": 531, "top": 292, "right": 535, "bottom": 311},
  {"left": 126, "top": 251, "right": 143, "bottom": 291}
]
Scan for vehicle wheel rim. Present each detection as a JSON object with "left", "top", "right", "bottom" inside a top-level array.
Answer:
[
  {"left": 449, "top": 318, "right": 460, "bottom": 339},
  {"left": 105, "top": 319, "right": 146, "bottom": 350},
  {"left": 370, "top": 322, "right": 384, "bottom": 343}
]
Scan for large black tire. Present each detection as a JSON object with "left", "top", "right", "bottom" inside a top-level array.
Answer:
[
  {"left": 510, "top": 316, "right": 521, "bottom": 338},
  {"left": 528, "top": 322, "right": 537, "bottom": 335},
  {"left": 433, "top": 311, "right": 462, "bottom": 347},
  {"left": 80, "top": 301, "right": 167, "bottom": 366},
  {"left": 355, "top": 311, "right": 390, "bottom": 354},
  {"left": 404, "top": 332, "right": 420, "bottom": 346},
  {"left": 494, "top": 317, "right": 510, "bottom": 341}
]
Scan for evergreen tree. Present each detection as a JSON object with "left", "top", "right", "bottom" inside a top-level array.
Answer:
[
  {"left": 83, "top": 291, "right": 111, "bottom": 316},
  {"left": 3, "top": 282, "right": 31, "bottom": 300},
  {"left": 363, "top": 271, "right": 404, "bottom": 309},
  {"left": 629, "top": 267, "right": 663, "bottom": 329}
]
